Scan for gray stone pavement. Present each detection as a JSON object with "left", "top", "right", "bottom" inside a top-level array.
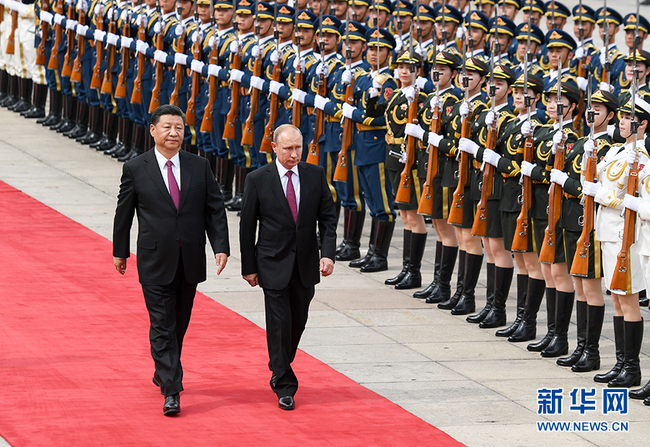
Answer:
[{"left": 2, "top": 103, "right": 650, "bottom": 445}]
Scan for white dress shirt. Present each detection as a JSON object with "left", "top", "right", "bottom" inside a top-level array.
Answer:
[
  {"left": 275, "top": 159, "right": 300, "bottom": 213},
  {"left": 154, "top": 148, "right": 181, "bottom": 193}
]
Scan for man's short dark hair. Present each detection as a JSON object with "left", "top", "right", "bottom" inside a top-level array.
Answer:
[{"left": 150, "top": 104, "right": 186, "bottom": 126}]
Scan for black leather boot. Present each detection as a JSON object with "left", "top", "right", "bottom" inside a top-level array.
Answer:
[
  {"left": 119, "top": 123, "right": 145, "bottom": 162},
  {"left": 350, "top": 216, "right": 377, "bottom": 268},
  {"left": 426, "top": 245, "right": 458, "bottom": 304},
  {"left": 467, "top": 263, "right": 495, "bottom": 323},
  {"left": 527, "top": 288, "right": 556, "bottom": 351},
  {"left": 630, "top": 380, "right": 650, "bottom": 400},
  {"left": 41, "top": 89, "right": 63, "bottom": 125},
  {"left": 55, "top": 96, "right": 77, "bottom": 132},
  {"left": 0, "top": 69, "right": 8, "bottom": 101},
  {"left": 106, "top": 117, "right": 126, "bottom": 156},
  {"left": 542, "top": 291, "right": 574, "bottom": 357},
  {"left": 438, "top": 250, "right": 465, "bottom": 309},
  {"left": 450, "top": 253, "right": 483, "bottom": 315},
  {"left": 572, "top": 304, "right": 604, "bottom": 373},
  {"left": 509, "top": 278, "right": 546, "bottom": 342},
  {"left": 413, "top": 241, "right": 442, "bottom": 298},
  {"left": 385, "top": 230, "right": 411, "bottom": 285},
  {"left": 112, "top": 118, "right": 133, "bottom": 159},
  {"left": 220, "top": 158, "right": 235, "bottom": 202},
  {"left": 51, "top": 94, "right": 71, "bottom": 131},
  {"left": 1, "top": 75, "right": 19, "bottom": 108},
  {"left": 594, "top": 316, "right": 625, "bottom": 383},
  {"left": 337, "top": 209, "right": 365, "bottom": 262},
  {"left": 78, "top": 106, "right": 103, "bottom": 144},
  {"left": 497, "top": 274, "right": 528, "bottom": 337},
  {"left": 360, "top": 219, "right": 395, "bottom": 273},
  {"left": 226, "top": 165, "right": 244, "bottom": 211},
  {"left": 93, "top": 112, "right": 118, "bottom": 150},
  {"left": 480, "top": 266, "right": 514, "bottom": 328},
  {"left": 22, "top": 82, "right": 46, "bottom": 118},
  {"left": 608, "top": 319, "right": 643, "bottom": 388},
  {"left": 11, "top": 78, "right": 33, "bottom": 113},
  {"left": 558, "top": 300, "right": 587, "bottom": 367},
  {"left": 65, "top": 101, "right": 89, "bottom": 138},
  {"left": 395, "top": 232, "right": 426, "bottom": 289}
]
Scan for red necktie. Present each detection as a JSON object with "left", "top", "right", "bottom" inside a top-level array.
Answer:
[
  {"left": 286, "top": 171, "right": 297, "bottom": 224},
  {"left": 166, "top": 160, "right": 180, "bottom": 209}
]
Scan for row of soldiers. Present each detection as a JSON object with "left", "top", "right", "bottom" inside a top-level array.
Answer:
[{"left": 3, "top": 0, "right": 650, "bottom": 406}]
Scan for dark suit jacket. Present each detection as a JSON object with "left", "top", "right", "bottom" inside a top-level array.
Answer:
[
  {"left": 239, "top": 161, "right": 337, "bottom": 290},
  {"left": 113, "top": 150, "right": 230, "bottom": 286}
]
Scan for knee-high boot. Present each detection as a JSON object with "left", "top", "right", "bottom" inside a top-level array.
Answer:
[
  {"left": 480, "top": 266, "right": 514, "bottom": 328},
  {"left": 496, "top": 274, "right": 528, "bottom": 337},
  {"left": 221, "top": 158, "right": 235, "bottom": 203},
  {"left": 112, "top": 118, "right": 134, "bottom": 158},
  {"left": 54, "top": 95, "right": 76, "bottom": 132},
  {"left": 93, "top": 112, "right": 118, "bottom": 150},
  {"left": 395, "top": 232, "right": 427, "bottom": 289},
  {"left": 558, "top": 300, "right": 587, "bottom": 367},
  {"left": 450, "top": 253, "right": 483, "bottom": 315},
  {"left": 527, "top": 288, "right": 557, "bottom": 351},
  {"left": 594, "top": 316, "right": 625, "bottom": 383},
  {"left": 541, "top": 291, "right": 574, "bottom": 357},
  {"left": 360, "top": 219, "right": 395, "bottom": 273},
  {"left": 22, "top": 82, "right": 47, "bottom": 118},
  {"left": 467, "top": 263, "right": 495, "bottom": 323},
  {"left": 426, "top": 245, "right": 458, "bottom": 304},
  {"left": 0, "top": 69, "right": 8, "bottom": 101},
  {"left": 438, "top": 250, "right": 465, "bottom": 309},
  {"left": 40, "top": 88, "right": 63, "bottom": 125},
  {"left": 385, "top": 230, "right": 411, "bottom": 285},
  {"left": 65, "top": 100, "right": 89, "bottom": 138},
  {"left": 573, "top": 304, "right": 604, "bottom": 373},
  {"left": 12, "top": 78, "right": 33, "bottom": 113},
  {"left": 508, "top": 278, "right": 546, "bottom": 342},
  {"left": 337, "top": 209, "right": 365, "bottom": 262},
  {"left": 608, "top": 319, "right": 643, "bottom": 388},
  {"left": 350, "top": 215, "right": 377, "bottom": 268},
  {"left": 413, "top": 241, "right": 442, "bottom": 298}
]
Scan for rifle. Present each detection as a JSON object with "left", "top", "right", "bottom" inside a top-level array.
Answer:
[
  {"left": 115, "top": 3, "right": 131, "bottom": 99},
  {"left": 169, "top": 2, "right": 185, "bottom": 106},
  {"left": 149, "top": 0, "right": 164, "bottom": 113},
  {"left": 223, "top": 0, "right": 240, "bottom": 139},
  {"left": 241, "top": 0, "right": 261, "bottom": 146},
  {"left": 101, "top": 3, "right": 118, "bottom": 94},
  {"left": 291, "top": 7, "right": 302, "bottom": 127},
  {"left": 539, "top": 55, "right": 567, "bottom": 264},
  {"left": 306, "top": 4, "right": 325, "bottom": 165},
  {"left": 611, "top": 0, "right": 641, "bottom": 293},
  {"left": 90, "top": 2, "right": 104, "bottom": 90},
  {"left": 333, "top": 11, "right": 354, "bottom": 183},
  {"left": 71, "top": 0, "right": 86, "bottom": 83},
  {"left": 61, "top": 2, "right": 76, "bottom": 77},
  {"left": 200, "top": 0, "right": 218, "bottom": 131},
  {"left": 36, "top": 0, "right": 50, "bottom": 66},
  {"left": 259, "top": 1, "right": 281, "bottom": 154},
  {"left": 48, "top": 0, "right": 64, "bottom": 67},
  {"left": 6, "top": 7, "right": 18, "bottom": 54},
  {"left": 131, "top": 0, "right": 146, "bottom": 104},
  {"left": 571, "top": 73, "right": 596, "bottom": 277},
  {"left": 573, "top": 0, "right": 586, "bottom": 136},
  {"left": 511, "top": 10, "right": 535, "bottom": 252},
  {"left": 602, "top": 0, "right": 611, "bottom": 85},
  {"left": 186, "top": 5, "right": 202, "bottom": 126}
]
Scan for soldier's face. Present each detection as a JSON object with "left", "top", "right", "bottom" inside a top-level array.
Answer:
[
  {"left": 236, "top": 13, "right": 255, "bottom": 33},
  {"left": 479, "top": 4, "right": 494, "bottom": 17},
  {"left": 548, "top": 47, "right": 571, "bottom": 69},
  {"left": 626, "top": 29, "right": 648, "bottom": 49},
  {"left": 516, "top": 39, "right": 539, "bottom": 60},
  {"left": 367, "top": 46, "right": 390, "bottom": 69},
  {"left": 214, "top": 8, "right": 233, "bottom": 27},
  {"left": 332, "top": 0, "right": 348, "bottom": 19},
  {"left": 160, "top": 0, "right": 176, "bottom": 14},
  {"left": 419, "top": 20, "right": 434, "bottom": 39},
  {"left": 493, "top": 78, "right": 511, "bottom": 103},
  {"left": 546, "top": 16, "right": 566, "bottom": 32},
  {"left": 296, "top": 0, "right": 308, "bottom": 9},
  {"left": 319, "top": 32, "right": 339, "bottom": 52},
  {"left": 145, "top": 0, "right": 156, "bottom": 7},
  {"left": 618, "top": 112, "right": 647, "bottom": 139},
  {"left": 437, "top": 65, "right": 455, "bottom": 89},
  {"left": 465, "top": 71, "right": 484, "bottom": 93},
  {"left": 469, "top": 28, "right": 485, "bottom": 49},
  {"left": 296, "top": 28, "right": 316, "bottom": 48},
  {"left": 397, "top": 63, "right": 415, "bottom": 86},
  {"left": 310, "top": 0, "right": 329, "bottom": 16},
  {"left": 353, "top": 6, "right": 368, "bottom": 22},
  {"left": 589, "top": 103, "right": 612, "bottom": 128},
  {"left": 258, "top": 18, "right": 274, "bottom": 36},
  {"left": 369, "top": 9, "right": 389, "bottom": 28},
  {"left": 503, "top": 4, "right": 518, "bottom": 21},
  {"left": 197, "top": 4, "right": 210, "bottom": 23},
  {"left": 179, "top": 0, "right": 194, "bottom": 19},
  {"left": 394, "top": 16, "right": 412, "bottom": 34},
  {"left": 626, "top": 61, "right": 650, "bottom": 83},
  {"left": 574, "top": 21, "right": 594, "bottom": 40},
  {"left": 523, "top": 11, "right": 541, "bottom": 26},
  {"left": 276, "top": 22, "right": 294, "bottom": 40},
  {"left": 343, "top": 40, "right": 366, "bottom": 60},
  {"left": 436, "top": 21, "right": 457, "bottom": 42},
  {"left": 598, "top": 23, "right": 618, "bottom": 43},
  {"left": 546, "top": 93, "right": 573, "bottom": 121},
  {"left": 491, "top": 33, "right": 511, "bottom": 54}
]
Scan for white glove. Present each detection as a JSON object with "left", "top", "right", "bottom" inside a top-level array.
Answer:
[
  {"left": 315, "top": 62, "right": 328, "bottom": 78},
  {"left": 414, "top": 43, "right": 424, "bottom": 56},
  {"left": 120, "top": 10, "right": 129, "bottom": 23},
  {"left": 136, "top": 40, "right": 149, "bottom": 55},
  {"left": 153, "top": 21, "right": 162, "bottom": 35},
  {"left": 251, "top": 44, "right": 261, "bottom": 58},
  {"left": 40, "top": 10, "right": 53, "bottom": 24},
  {"left": 250, "top": 75, "right": 264, "bottom": 91},
  {"left": 175, "top": 24, "right": 185, "bottom": 37},
  {"left": 76, "top": 24, "right": 88, "bottom": 36},
  {"left": 229, "top": 40, "right": 240, "bottom": 53},
  {"left": 314, "top": 94, "right": 330, "bottom": 111},
  {"left": 342, "top": 103, "right": 357, "bottom": 120},
  {"left": 393, "top": 36, "right": 402, "bottom": 52},
  {"left": 520, "top": 161, "right": 536, "bottom": 177},
  {"left": 428, "top": 132, "right": 443, "bottom": 147},
  {"left": 576, "top": 76, "right": 588, "bottom": 92},
  {"left": 230, "top": 68, "right": 244, "bottom": 83},
  {"left": 483, "top": 148, "right": 501, "bottom": 167},
  {"left": 583, "top": 139, "right": 595, "bottom": 157},
  {"left": 106, "top": 32, "right": 119, "bottom": 47},
  {"left": 458, "top": 137, "right": 479, "bottom": 156},
  {"left": 78, "top": 0, "right": 88, "bottom": 13},
  {"left": 623, "top": 194, "right": 642, "bottom": 212},
  {"left": 270, "top": 50, "right": 279, "bottom": 65},
  {"left": 393, "top": 68, "right": 400, "bottom": 80},
  {"left": 154, "top": 50, "right": 168, "bottom": 64},
  {"left": 341, "top": 68, "right": 352, "bottom": 86},
  {"left": 9, "top": 0, "right": 20, "bottom": 11},
  {"left": 208, "top": 64, "right": 222, "bottom": 77},
  {"left": 456, "top": 26, "right": 465, "bottom": 39},
  {"left": 65, "top": 19, "right": 78, "bottom": 31},
  {"left": 269, "top": 80, "right": 283, "bottom": 95},
  {"left": 485, "top": 111, "right": 495, "bottom": 127},
  {"left": 583, "top": 181, "right": 602, "bottom": 197},
  {"left": 94, "top": 29, "right": 106, "bottom": 43},
  {"left": 292, "top": 89, "right": 306, "bottom": 104},
  {"left": 372, "top": 78, "right": 382, "bottom": 90},
  {"left": 54, "top": 13, "right": 64, "bottom": 25},
  {"left": 626, "top": 149, "right": 638, "bottom": 169},
  {"left": 120, "top": 36, "right": 134, "bottom": 49},
  {"left": 191, "top": 31, "right": 201, "bottom": 43},
  {"left": 105, "top": 7, "right": 114, "bottom": 20},
  {"left": 599, "top": 82, "right": 613, "bottom": 92},
  {"left": 94, "top": 3, "right": 104, "bottom": 16},
  {"left": 522, "top": 120, "right": 533, "bottom": 137},
  {"left": 402, "top": 85, "right": 415, "bottom": 103},
  {"left": 550, "top": 168, "right": 569, "bottom": 187},
  {"left": 460, "top": 101, "right": 470, "bottom": 118},
  {"left": 574, "top": 46, "right": 585, "bottom": 61},
  {"left": 136, "top": 14, "right": 143, "bottom": 27},
  {"left": 293, "top": 57, "right": 305, "bottom": 71},
  {"left": 551, "top": 131, "right": 564, "bottom": 154},
  {"left": 415, "top": 76, "right": 427, "bottom": 90},
  {"left": 405, "top": 123, "right": 425, "bottom": 140},
  {"left": 190, "top": 59, "right": 204, "bottom": 73},
  {"left": 369, "top": 88, "right": 379, "bottom": 99},
  {"left": 174, "top": 53, "right": 188, "bottom": 66},
  {"left": 399, "top": 151, "right": 408, "bottom": 164},
  {"left": 599, "top": 48, "right": 607, "bottom": 66}
]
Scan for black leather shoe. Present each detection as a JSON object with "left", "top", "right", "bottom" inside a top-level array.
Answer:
[
  {"left": 163, "top": 394, "right": 181, "bottom": 416},
  {"left": 278, "top": 396, "right": 295, "bottom": 411},
  {"left": 152, "top": 374, "right": 161, "bottom": 388},
  {"left": 270, "top": 373, "right": 277, "bottom": 390},
  {"left": 630, "top": 380, "right": 650, "bottom": 400}
]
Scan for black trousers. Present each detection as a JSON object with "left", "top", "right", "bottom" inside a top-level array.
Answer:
[
  {"left": 142, "top": 253, "right": 197, "bottom": 397},
  {"left": 263, "top": 261, "right": 315, "bottom": 397}
]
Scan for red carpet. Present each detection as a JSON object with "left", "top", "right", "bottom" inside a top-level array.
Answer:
[{"left": 0, "top": 181, "right": 463, "bottom": 447}]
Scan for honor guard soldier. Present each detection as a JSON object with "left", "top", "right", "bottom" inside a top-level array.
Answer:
[
  {"left": 520, "top": 0, "right": 544, "bottom": 27},
  {"left": 389, "top": 0, "right": 414, "bottom": 55},
  {"left": 513, "top": 23, "right": 544, "bottom": 78},
  {"left": 366, "top": 0, "right": 391, "bottom": 29},
  {"left": 433, "top": 4, "right": 463, "bottom": 56},
  {"left": 610, "top": 49, "right": 650, "bottom": 145},
  {"left": 623, "top": 13, "right": 650, "bottom": 55},
  {"left": 8, "top": 0, "right": 41, "bottom": 115},
  {"left": 21, "top": 0, "right": 48, "bottom": 119},
  {"left": 413, "top": 3, "right": 435, "bottom": 81},
  {"left": 570, "top": 4, "right": 597, "bottom": 76},
  {"left": 330, "top": 0, "right": 347, "bottom": 24},
  {"left": 351, "top": 0, "right": 369, "bottom": 24},
  {"left": 488, "top": 15, "right": 516, "bottom": 64},
  {"left": 591, "top": 6, "right": 625, "bottom": 92},
  {"left": 473, "top": 0, "right": 495, "bottom": 18},
  {"left": 539, "top": 29, "right": 575, "bottom": 123},
  {"left": 271, "top": 4, "right": 296, "bottom": 128},
  {"left": 464, "top": 10, "right": 489, "bottom": 61},
  {"left": 1, "top": 0, "right": 34, "bottom": 112},
  {"left": 309, "top": 0, "right": 329, "bottom": 16},
  {"left": 501, "top": 0, "right": 520, "bottom": 21}
]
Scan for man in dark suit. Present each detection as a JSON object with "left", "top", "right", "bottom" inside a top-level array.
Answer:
[
  {"left": 112, "top": 105, "right": 230, "bottom": 416},
  {"left": 239, "top": 124, "right": 338, "bottom": 411}
]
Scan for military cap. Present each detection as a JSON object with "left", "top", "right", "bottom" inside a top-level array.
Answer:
[
  {"left": 473, "top": 0, "right": 495, "bottom": 6},
  {"left": 521, "top": 0, "right": 545, "bottom": 15},
  {"left": 340, "top": 21, "right": 368, "bottom": 41},
  {"left": 435, "top": 51, "right": 462, "bottom": 69},
  {"left": 235, "top": 0, "right": 254, "bottom": 14},
  {"left": 214, "top": 0, "right": 233, "bottom": 9},
  {"left": 515, "top": 22, "right": 544, "bottom": 45},
  {"left": 353, "top": 0, "right": 370, "bottom": 7},
  {"left": 572, "top": 4, "right": 596, "bottom": 24},
  {"left": 415, "top": 4, "right": 436, "bottom": 22},
  {"left": 503, "top": 0, "right": 521, "bottom": 9},
  {"left": 255, "top": 1, "right": 274, "bottom": 19},
  {"left": 595, "top": 7, "right": 623, "bottom": 27},
  {"left": 623, "top": 13, "right": 650, "bottom": 34},
  {"left": 393, "top": 0, "right": 414, "bottom": 17},
  {"left": 489, "top": 16, "right": 516, "bottom": 37},
  {"left": 492, "top": 64, "right": 517, "bottom": 84},
  {"left": 620, "top": 92, "right": 650, "bottom": 122},
  {"left": 465, "top": 56, "right": 489, "bottom": 76},
  {"left": 590, "top": 89, "right": 618, "bottom": 112},
  {"left": 465, "top": 10, "right": 489, "bottom": 33},
  {"left": 366, "top": 27, "right": 397, "bottom": 49},
  {"left": 544, "top": 75, "right": 581, "bottom": 104},
  {"left": 544, "top": 1, "right": 570, "bottom": 19},
  {"left": 276, "top": 4, "right": 295, "bottom": 23},
  {"left": 197, "top": 0, "right": 210, "bottom": 5},
  {"left": 296, "top": 10, "right": 318, "bottom": 28},
  {"left": 318, "top": 15, "right": 342, "bottom": 35},
  {"left": 434, "top": 4, "right": 463, "bottom": 24},
  {"left": 513, "top": 72, "right": 544, "bottom": 94},
  {"left": 624, "top": 48, "right": 650, "bottom": 65},
  {"left": 545, "top": 29, "right": 577, "bottom": 51},
  {"left": 396, "top": 49, "right": 423, "bottom": 67},
  {"left": 369, "top": 0, "right": 393, "bottom": 14}
]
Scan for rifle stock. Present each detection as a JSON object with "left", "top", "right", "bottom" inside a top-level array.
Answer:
[
  {"left": 6, "top": 10, "right": 18, "bottom": 55},
  {"left": 115, "top": 11, "right": 130, "bottom": 99},
  {"left": 417, "top": 101, "right": 440, "bottom": 216},
  {"left": 223, "top": 51, "right": 241, "bottom": 139},
  {"left": 259, "top": 58, "right": 282, "bottom": 154},
  {"left": 511, "top": 132, "right": 534, "bottom": 252},
  {"left": 395, "top": 89, "right": 419, "bottom": 204},
  {"left": 36, "top": 0, "right": 50, "bottom": 66},
  {"left": 570, "top": 146, "right": 597, "bottom": 277},
  {"left": 48, "top": 1, "right": 63, "bottom": 67},
  {"left": 186, "top": 28, "right": 202, "bottom": 126},
  {"left": 70, "top": 6, "right": 85, "bottom": 82},
  {"left": 241, "top": 56, "right": 262, "bottom": 146},
  {"left": 306, "top": 72, "right": 326, "bottom": 165},
  {"left": 448, "top": 113, "right": 471, "bottom": 225},
  {"left": 333, "top": 77, "right": 355, "bottom": 182},
  {"left": 61, "top": 6, "right": 75, "bottom": 77},
  {"left": 149, "top": 30, "right": 164, "bottom": 113},
  {"left": 169, "top": 23, "right": 185, "bottom": 107},
  {"left": 131, "top": 8, "right": 146, "bottom": 104},
  {"left": 100, "top": 13, "right": 117, "bottom": 94},
  {"left": 539, "top": 133, "right": 567, "bottom": 264},
  {"left": 471, "top": 119, "right": 497, "bottom": 236},
  {"left": 90, "top": 7, "right": 104, "bottom": 90}
]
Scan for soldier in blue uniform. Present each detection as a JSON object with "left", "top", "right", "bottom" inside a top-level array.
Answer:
[
  {"left": 487, "top": 15, "right": 516, "bottom": 64},
  {"left": 433, "top": 4, "right": 463, "bottom": 56},
  {"left": 366, "top": 0, "right": 392, "bottom": 29},
  {"left": 570, "top": 4, "right": 598, "bottom": 85},
  {"left": 512, "top": 22, "right": 545, "bottom": 78},
  {"left": 591, "top": 7, "right": 625, "bottom": 92},
  {"left": 539, "top": 29, "right": 575, "bottom": 123},
  {"left": 464, "top": 10, "right": 490, "bottom": 61}
]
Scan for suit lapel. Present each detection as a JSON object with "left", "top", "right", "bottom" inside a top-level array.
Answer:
[
  {"left": 268, "top": 163, "right": 295, "bottom": 225},
  {"left": 144, "top": 150, "right": 178, "bottom": 212},
  {"left": 178, "top": 151, "right": 193, "bottom": 211}
]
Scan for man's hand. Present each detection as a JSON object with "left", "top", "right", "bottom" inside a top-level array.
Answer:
[
  {"left": 243, "top": 273, "right": 259, "bottom": 287},
  {"left": 114, "top": 257, "right": 127, "bottom": 275},
  {"left": 215, "top": 253, "right": 228, "bottom": 275},
  {"left": 319, "top": 257, "right": 334, "bottom": 277}
]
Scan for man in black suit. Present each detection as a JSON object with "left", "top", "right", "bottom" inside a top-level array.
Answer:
[
  {"left": 112, "top": 105, "right": 230, "bottom": 416},
  {"left": 239, "top": 124, "right": 338, "bottom": 411}
]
